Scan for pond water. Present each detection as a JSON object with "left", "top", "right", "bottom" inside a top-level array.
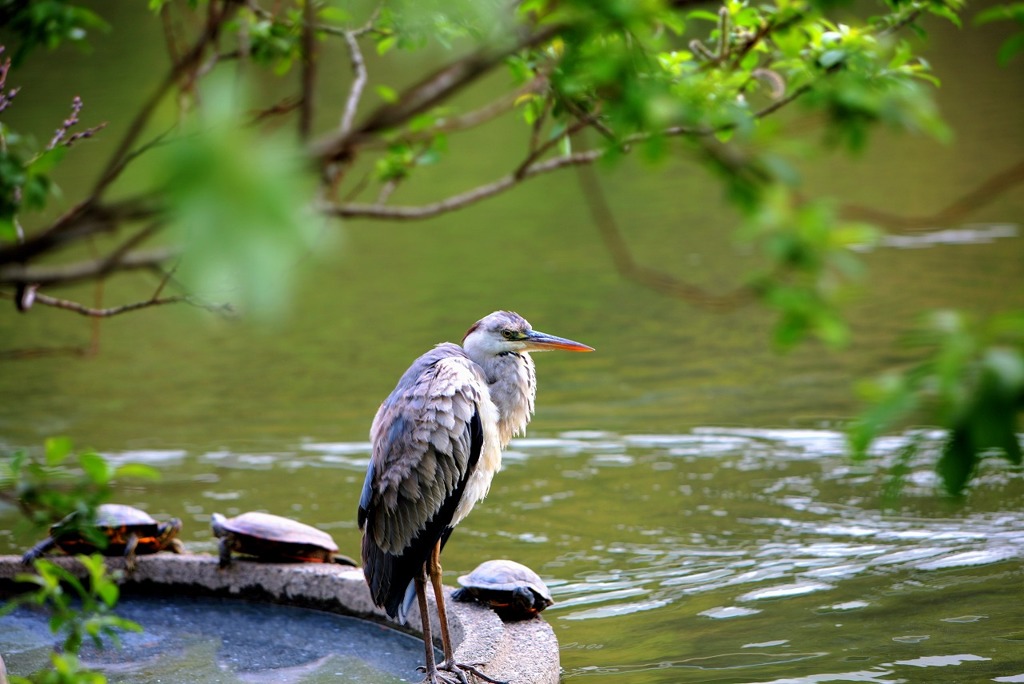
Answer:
[
  {"left": 2, "top": 1, "right": 1024, "bottom": 682},
  {"left": 4, "top": 597, "right": 427, "bottom": 683}
]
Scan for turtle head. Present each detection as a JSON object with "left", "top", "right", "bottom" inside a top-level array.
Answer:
[
  {"left": 210, "top": 512, "right": 228, "bottom": 538},
  {"left": 511, "top": 586, "right": 538, "bottom": 615},
  {"left": 157, "top": 518, "right": 184, "bottom": 552},
  {"left": 158, "top": 517, "right": 183, "bottom": 540}
]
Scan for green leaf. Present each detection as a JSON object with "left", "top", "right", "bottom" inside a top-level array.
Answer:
[
  {"left": 93, "top": 576, "right": 119, "bottom": 607},
  {"left": 157, "top": 75, "right": 320, "bottom": 320},
  {"left": 937, "top": 427, "right": 976, "bottom": 495},
  {"left": 27, "top": 146, "right": 68, "bottom": 175},
  {"left": 818, "top": 49, "right": 846, "bottom": 68},
  {"left": 44, "top": 437, "right": 74, "bottom": 466},
  {"left": 78, "top": 451, "right": 110, "bottom": 485},
  {"left": 376, "top": 35, "right": 397, "bottom": 55},
  {"left": 376, "top": 84, "right": 398, "bottom": 103},
  {"left": 687, "top": 9, "right": 721, "bottom": 22},
  {"left": 112, "top": 463, "right": 161, "bottom": 481},
  {"left": 929, "top": 3, "right": 963, "bottom": 27},
  {"left": 997, "top": 32, "right": 1024, "bottom": 65}
]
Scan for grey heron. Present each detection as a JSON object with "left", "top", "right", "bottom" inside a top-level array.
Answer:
[{"left": 358, "top": 311, "right": 593, "bottom": 684}]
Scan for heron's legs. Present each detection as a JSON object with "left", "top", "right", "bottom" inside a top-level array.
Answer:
[
  {"left": 428, "top": 542, "right": 505, "bottom": 684},
  {"left": 429, "top": 542, "right": 456, "bottom": 663},
  {"left": 415, "top": 571, "right": 443, "bottom": 684}
]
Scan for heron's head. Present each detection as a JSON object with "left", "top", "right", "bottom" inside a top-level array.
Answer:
[{"left": 462, "top": 311, "right": 594, "bottom": 358}]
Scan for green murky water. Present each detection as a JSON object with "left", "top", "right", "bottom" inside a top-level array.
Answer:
[{"left": 2, "top": 1, "right": 1024, "bottom": 681}]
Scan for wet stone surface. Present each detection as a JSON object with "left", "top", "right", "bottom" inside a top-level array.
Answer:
[{"left": 0, "top": 554, "right": 560, "bottom": 684}]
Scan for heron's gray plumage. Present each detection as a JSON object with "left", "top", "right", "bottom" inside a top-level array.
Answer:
[
  {"left": 358, "top": 311, "right": 592, "bottom": 631},
  {"left": 359, "top": 344, "right": 490, "bottom": 618},
  {"left": 364, "top": 344, "right": 487, "bottom": 551}
]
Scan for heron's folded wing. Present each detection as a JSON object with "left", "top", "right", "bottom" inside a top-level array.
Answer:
[{"left": 362, "top": 352, "right": 485, "bottom": 557}]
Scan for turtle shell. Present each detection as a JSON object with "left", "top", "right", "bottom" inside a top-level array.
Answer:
[
  {"left": 212, "top": 511, "right": 339, "bottom": 565},
  {"left": 23, "top": 503, "right": 183, "bottom": 566},
  {"left": 55, "top": 504, "right": 163, "bottom": 552},
  {"left": 454, "top": 559, "right": 554, "bottom": 620}
]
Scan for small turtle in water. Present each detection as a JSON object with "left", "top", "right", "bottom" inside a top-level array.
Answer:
[
  {"left": 453, "top": 559, "right": 554, "bottom": 620},
  {"left": 211, "top": 511, "right": 356, "bottom": 568},
  {"left": 22, "top": 503, "right": 184, "bottom": 572}
]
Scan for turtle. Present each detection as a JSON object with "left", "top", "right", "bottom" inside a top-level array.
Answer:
[
  {"left": 452, "top": 559, "right": 554, "bottom": 620},
  {"left": 21, "top": 503, "right": 184, "bottom": 572},
  {"left": 210, "top": 511, "right": 356, "bottom": 568}
]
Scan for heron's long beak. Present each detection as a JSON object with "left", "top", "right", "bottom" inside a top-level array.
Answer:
[{"left": 523, "top": 330, "right": 594, "bottom": 352}]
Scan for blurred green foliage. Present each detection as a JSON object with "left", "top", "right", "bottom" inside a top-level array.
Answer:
[
  {"left": 0, "top": 438, "right": 159, "bottom": 543},
  {"left": 975, "top": 2, "right": 1024, "bottom": 64},
  {"left": 1, "top": 441, "right": 157, "bottom": 683},
  {"left": 849, "top": 312, "right": 1024, "bottom": 495},
  {"left": 3, "top": 555, "right": 141, "bottom": 684},
  {"left": 0, "top": 0, "right": 108, "bottom": 65},
  {"left": 155, "top": 77, "right": 321, "bottom": 320}
]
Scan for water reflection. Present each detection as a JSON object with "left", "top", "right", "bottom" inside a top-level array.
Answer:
[{"left": 2, "top": 597, "right": 426, "bottom": 684}]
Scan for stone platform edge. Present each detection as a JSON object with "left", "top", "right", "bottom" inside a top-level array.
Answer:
[{"left": 0, "top": 554, "right": 559, "bottom": 684}]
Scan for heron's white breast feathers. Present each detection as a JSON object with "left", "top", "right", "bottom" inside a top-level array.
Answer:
[{"left": 452, "top": 395, "right": 501, "bottom": 527}]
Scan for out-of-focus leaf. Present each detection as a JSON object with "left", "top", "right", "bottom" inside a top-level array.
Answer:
[
  {"left": 937, "top": 427, "right": 976, "bottom": 495},
  {"left": 78, "top": 451, "right": 110, "bottom": 485},
  {"left": 687, "top": 9, "right": 720, "bottom": 22},
  {"left": 44, "top": 437, "right": 74, "bottom": 466},
  {"left": 6, "top": 1, "right": 111, "bottom": 65},
  {"left": 158, "top": 76, "right": 321, "bottom": 320},
  {"left": 818, "top": 49, "right": 846, "bottom": 67},
  {"left": 997, "top": 32, "right": 1024, "bottom": 64},
  {"left": 28, "top": 146, "right": 67, "bottom": 174},
  {"left": 112, "top": 463, "right": 161, "bottom": 481}
]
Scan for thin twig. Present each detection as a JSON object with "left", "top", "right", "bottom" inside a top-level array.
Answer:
[
  {"left": 376, "top": 179, "right": 399, "bottom": 205},
  {"left": 150, "top": 260, "right": 180, "bottom": 300},
  {"left": 17, "top": 291, "right": 235, "bottom": 318},
  {"left": 357, "top": 77, "right": 548, "bottom": 150},
  {"left": 99, "top": 221, "right": 165, "bottom": 274},
  {"left": 339, "top": 30, "right": 368, "bottom": 137},
  {"left": 299, "top": 0, "right": 317, "bottom": 140},
  {"left": 47, "top": 96, "right": 83, "bottom": 150},
  {"left": 514, "top": 116, "right": 592, "bottom": 179}
]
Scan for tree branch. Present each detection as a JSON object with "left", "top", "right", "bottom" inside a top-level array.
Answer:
[
  {"left": 0, "top": 247, "right": 177, "bottom": 287},
  {"left": 339, "top": 29, "right": 368, "bottom": 137},
  {"left": 322, "top": 148, "right": 603, "bottom": 220},
  {"left": 311, "top": 22, "right": 562, "bottom": 163},
  {"left": 298, "top": 0, "right": 317, "bottom": 140},
  {"left": 0, "top": 197, "right": 162, "bottom": 266},
  {"left": 0, "top": 289, "right": 235, "bottom": 318}
]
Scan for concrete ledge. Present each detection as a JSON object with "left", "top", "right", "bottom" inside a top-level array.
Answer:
[{"left": 0, "top": 554, "right": 559, "bottom": 684}]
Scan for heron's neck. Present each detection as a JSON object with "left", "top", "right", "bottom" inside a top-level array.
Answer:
[{"left": 476, "top": 352, "right": 536, "bottom": 447}]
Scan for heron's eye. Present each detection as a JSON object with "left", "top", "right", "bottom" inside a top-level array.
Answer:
[{"left": 501, "top": 329, "right": 517, "bottom": 341}]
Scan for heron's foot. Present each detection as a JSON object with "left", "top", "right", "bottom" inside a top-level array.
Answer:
[
  {"left": 417, "top": 661, "right": 505, "bottom": 684},
  {"left": 415, "top": 665, "right": 465, "bottom": 684},
  {"left": 441, "top": 660, "right": 506, "bottom": 684}
]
